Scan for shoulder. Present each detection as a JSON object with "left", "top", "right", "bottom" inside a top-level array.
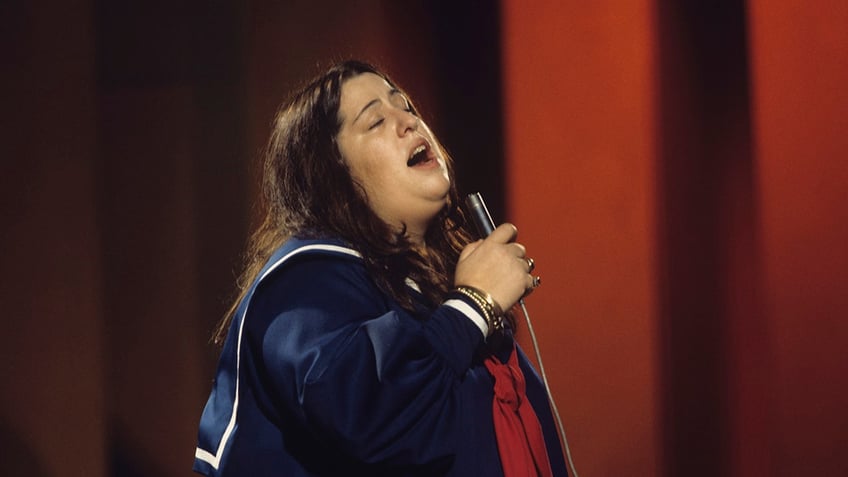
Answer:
[
  {"left": 261, "top": 237, "right": 363, "bottom": 275},
  {"left": 248, "top": 236, "right": 385, "bottom": 319},
  {"left": 254, "top": 236, "right": 366, "bottom": 289}
]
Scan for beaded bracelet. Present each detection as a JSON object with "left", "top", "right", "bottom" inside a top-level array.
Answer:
[{"left": 454, "top": 285, "right": 506, "bottom": 333}]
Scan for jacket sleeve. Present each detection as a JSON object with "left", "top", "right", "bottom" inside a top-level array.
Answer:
[{"left": 244, "top": 254, "right": 485, "bottom": 466}]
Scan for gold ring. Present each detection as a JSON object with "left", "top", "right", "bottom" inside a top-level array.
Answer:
[
  {"left": 532, "top": 276, "right": 542, "bottom": 288},
  {"left": 526, "top": 257, "right": 535, "bottom": 273}
]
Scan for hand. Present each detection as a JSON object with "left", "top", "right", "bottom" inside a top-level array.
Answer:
[{"left": 454, "top": 223, "right": 536, "bottom": 311}]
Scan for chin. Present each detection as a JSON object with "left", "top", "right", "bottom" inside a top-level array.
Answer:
[
  {"left": 429, "top": 188, "right": 451, "bottom": 207},
  {"left": 432, "top": 175, "right": 451, "bottom": 199}
]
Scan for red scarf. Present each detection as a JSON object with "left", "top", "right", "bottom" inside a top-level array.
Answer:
[{"left": 485, "top": 345, "right": 554, "bottom": 477}]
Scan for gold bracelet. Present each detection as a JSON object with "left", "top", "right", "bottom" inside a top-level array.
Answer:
[
  {"left": 454, "top": 286, "right": 491, "bottom": 324},
  {"left": 454, "top": 285, "right": 505, "bottom": 332}
]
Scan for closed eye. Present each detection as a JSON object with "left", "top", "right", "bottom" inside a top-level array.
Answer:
[
  {"left": 389, "top": 89, "right": 415, "bottom": 115},
  {"left": 369, "top": 118, "right": 384, "bottom": 130}
]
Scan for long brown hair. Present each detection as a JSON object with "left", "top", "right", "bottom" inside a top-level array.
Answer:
[{"left": 213, "top": 60, "right": 474, "bottom": 344}]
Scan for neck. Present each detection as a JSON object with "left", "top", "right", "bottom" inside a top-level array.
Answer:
[
  {"left": 404, "top": 219, "right": 432, "bottom": 247},
  {"left": 407, "top": 231, "right": 425, "bottom": 247}
]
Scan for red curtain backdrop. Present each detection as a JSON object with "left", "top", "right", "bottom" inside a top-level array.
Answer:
[
  {"left": 501, "top": 0, "right": 848, "bottom": 475},
  {"left": 501, "top": 2, "right": 661, "bottom": 475},
  {"left": 748, "top": 0, "right": 848, "bottom": 474}
]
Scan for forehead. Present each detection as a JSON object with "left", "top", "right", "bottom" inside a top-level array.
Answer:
[{"left": 339, "top": 73, "right": 394, "bottom": 116}]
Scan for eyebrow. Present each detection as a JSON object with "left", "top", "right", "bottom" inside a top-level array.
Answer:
[
  {"left": 352, "top": 88, "right": 402, "bottom": 125},
  {"left": 353, "top": 99, "right": 380, "bottom": 125}
]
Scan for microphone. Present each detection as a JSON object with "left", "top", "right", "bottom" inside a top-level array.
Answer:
[
  {"left": 465, "top": 192, "right": 522, "bottom": 307},
  {"left": 465, "top": 192, "right": 496, "bottom": 238}
]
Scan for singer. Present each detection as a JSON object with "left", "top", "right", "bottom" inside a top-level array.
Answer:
[{"left": 193, "top": 60, "right": 568, "bottom": 476}]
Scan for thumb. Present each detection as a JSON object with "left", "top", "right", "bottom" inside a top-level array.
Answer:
[
  {"left": 458, "top": 239, "right": 483, "bottom": 262},
  {"left": 487, "top": 223, "right": 518, "bottom": 244}
]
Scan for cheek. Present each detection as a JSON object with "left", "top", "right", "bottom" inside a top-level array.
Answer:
[
  {"left": 362, "top": 165, "right": 397, "bottom": 200},
  {"left": 338, "top": 142, "right": 368, "bottom": 184},
  {"left": 345, "top": 153, "right": 387, "bottom": 197},
  {"left": 338, "top": 135, "right": 401, "bottom": 201},
  {"left": 350, "top": 144, "right": 392, "bottom": 183}
]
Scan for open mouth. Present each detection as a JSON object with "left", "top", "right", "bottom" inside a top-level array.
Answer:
[{"left": 407, "top": 143, "right": 432, "bottom": 167}]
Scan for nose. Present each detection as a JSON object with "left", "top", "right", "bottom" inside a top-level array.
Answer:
[{"left": 395, "top": 108, "right": 419, "bottom": 136}]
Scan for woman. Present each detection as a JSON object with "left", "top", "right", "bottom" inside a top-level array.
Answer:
[{"left": 194, "top": 60, "right": 568, "bottom": 476}]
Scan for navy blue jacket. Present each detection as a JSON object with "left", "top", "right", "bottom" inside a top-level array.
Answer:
[{"left": 194, "top": 238, "right": 568, "bottom": 476}]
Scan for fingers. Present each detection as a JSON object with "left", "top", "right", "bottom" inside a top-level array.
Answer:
[
  {"left": 523, "top": 257, "right": 536, "bottom": 273},
  {"left": 523, "top": 274, "right": 542, "bottom": 298},
  {"left": 461, "top": 224, "right": 523, "bottom": 263},
  {"left": 487, "top": 223, "right": 518, "bottom": 244},
  {"left": 458, "top": 239, "right": 483, "bottom": 261},
  {"left": 488, "top": 223, "right": 526, "bottom": 261},
  {"left": 456, "top": 222, "right": 542, "bottom": 310}
]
